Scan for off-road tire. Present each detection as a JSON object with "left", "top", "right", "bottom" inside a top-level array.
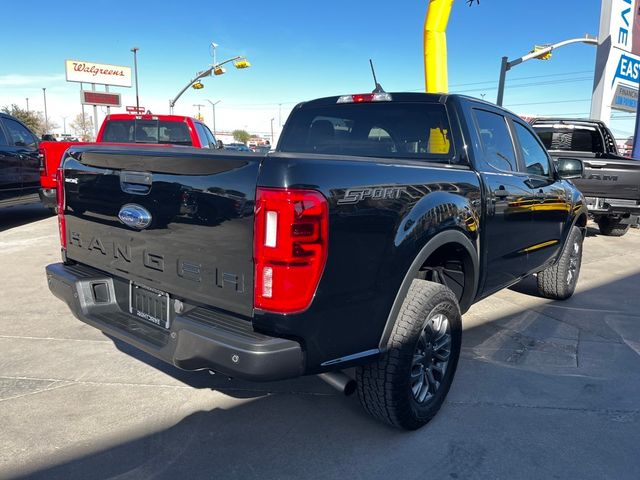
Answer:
[
  {"left": 597, "top": 216, "right": 629, "bottom": 237},
  {"left": 356, "top": 280, "right": 462, "bottom": 430},
  {"left": 537, "top": 226, "right": 583, "bottom": 300}
]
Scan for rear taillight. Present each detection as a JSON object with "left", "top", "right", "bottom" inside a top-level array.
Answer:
[
  {"left": 38, "top": 147, "right": 46, "bottom": 176},
  {"left": 254, "top": 187, "right": 329, "bottom": 313},
  {"left": 56, "top": 167, "right": 66, "bottom": 249}
]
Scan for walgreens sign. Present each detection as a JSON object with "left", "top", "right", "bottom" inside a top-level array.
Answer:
[{"left": 65, "top": 60, "right": 132, "bottom": 87}]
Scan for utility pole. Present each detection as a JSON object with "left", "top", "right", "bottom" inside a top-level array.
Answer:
[
  {"left": 42, "top": 88, "right": 49, "bottom": 132},
  {"left": 25, "top": 98, "right": 29, "bottom": 113},
  {"left": 131, "top": 47, "right": 140, "bottom": 110},
  {"left": 193, "top": 103, "right": 205, "bottom": 121},
  {"left": 61, "top": 116, "right": 67, "bottom": 134}
]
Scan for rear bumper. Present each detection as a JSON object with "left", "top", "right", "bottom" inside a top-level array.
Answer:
[
  {"left": 39, "top": 188, "right": 56, "bottom": 208},
  {"left": 585, "top": 196, "right": 640, "bottom": 219},
  {"left": 46, "top": 262, "right": 304, "bottom": 381}
]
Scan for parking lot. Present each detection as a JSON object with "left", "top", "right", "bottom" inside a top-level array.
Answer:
[{"left": 1, "top": 204, "right": 639, "bottom": 479}]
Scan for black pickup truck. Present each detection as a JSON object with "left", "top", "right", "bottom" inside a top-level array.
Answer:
[
  {"left": 531, "top": 118, "right": 640, "bottom": 236},
  {"left": 0, "top": 112, "right": 41, "bottom": 209},
  {"left": 46, "top": 93, "right": 587, "bottom": 430}
]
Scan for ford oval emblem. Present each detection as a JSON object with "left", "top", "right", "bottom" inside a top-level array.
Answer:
[{"left": 118, "top": 204, "right": 152, "bottom": 229}]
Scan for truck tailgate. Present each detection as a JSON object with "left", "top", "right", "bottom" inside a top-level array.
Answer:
[
  {"left": 61, "top": 146, "right": 260, "bottom": 317},
  {"left": 571, "top": 156, "right": 640, "bottom": 201}
]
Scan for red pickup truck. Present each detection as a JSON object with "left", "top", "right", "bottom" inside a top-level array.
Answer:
[{"left": 39, "top": 114, "right": 220, "bottom": 208}]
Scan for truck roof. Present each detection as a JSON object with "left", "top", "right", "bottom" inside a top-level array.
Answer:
[
  {"left": 103, "top": 114, "right": 195, "bottom": 122},
  {"left": 296, "top": 92, "right": 512, "bottom": 113}
]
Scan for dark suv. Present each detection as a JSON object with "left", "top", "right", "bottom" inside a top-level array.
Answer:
[{"left": 0, "top": 113, "right": 41, "bottom": 208}]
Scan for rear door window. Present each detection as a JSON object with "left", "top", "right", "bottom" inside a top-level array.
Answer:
[
  {"left": 279, "top": 102, "right": 454, "bottom": 162},
  {"left": 473, "top": 109, "right": 517, "bottom": 172},
  {"left": 514, "top": 122, "right": 551, "bottom": 177},
  {"left": 3, "top": 118, "right": 37, "bottom": 148}
]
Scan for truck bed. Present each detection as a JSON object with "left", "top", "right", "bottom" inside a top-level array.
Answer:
[{"left": 559, "top": 152, "right": 640, "bottom": 201}]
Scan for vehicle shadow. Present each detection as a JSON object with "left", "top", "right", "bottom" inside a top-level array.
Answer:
[
  {"left": 0, "top": 204, "right": 53, "bottom": 233},
  {"left": 586, "top": 225, "right": 600, "bottom": 237},
  {"left": 12, "top": 272, "right": 640, "bottom": 480},
  {"left": 107, "top": 337, "right": 335, "bottom": 399}
]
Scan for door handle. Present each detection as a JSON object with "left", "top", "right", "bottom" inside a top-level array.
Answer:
[{"left": 493, "top": 187, "right": 509, "bottom": 198}]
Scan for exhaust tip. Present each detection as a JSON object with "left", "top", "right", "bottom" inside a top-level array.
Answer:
[
  {"left": 343, "top": 378, "right": 357, "bottom": 396},
  {"left": 318, "top": 372, "right": 357, "bottom": 396}
]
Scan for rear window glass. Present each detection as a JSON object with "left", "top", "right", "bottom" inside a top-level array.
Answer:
[
  {"left": 102, "top": 120, "right": 192, "bottom": 146},
  {"left": 533, "top": 126, "right": 603, "bottom": 153},
  {"left": 279, "top": 102, "right": 454, "bottom": 162}
]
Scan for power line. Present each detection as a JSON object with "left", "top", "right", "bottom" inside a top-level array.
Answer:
[
  {"left": 216, "top": 71, "right": 596, "bottom": 109},
  {"left": 505, "top": 98, "right": 591, "bottom": 108},
  {"left": 449, "top": 69, "right": 593, "bottom": 88},
  {"left": 453, "top": 76, "right": 593, "bottom": 94}
]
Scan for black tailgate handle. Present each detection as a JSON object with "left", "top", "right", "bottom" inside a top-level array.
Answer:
[
  {"left": 120, "top": 171, "right": 152, "bottom": 195},
  {"left": 586, "top": 161, "right": 607, "bottom": 169}
]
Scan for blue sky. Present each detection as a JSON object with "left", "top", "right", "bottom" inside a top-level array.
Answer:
[{"left": 1, "top": 0, "right": 633, "bottom": 137}]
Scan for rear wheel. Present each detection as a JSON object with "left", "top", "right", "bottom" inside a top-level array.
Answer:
[
  {"left": 597, "top": 216, "right": 629, "bottom": 237},
  {"left": 537, "top": 226, "right": 583, "bottom": 300},
  {"left": 356, "top": 280, "right": 462, "bottom": 430}
]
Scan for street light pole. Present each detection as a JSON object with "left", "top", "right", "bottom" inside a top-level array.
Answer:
[
  {"left": 42, "top": 88, "right": 48, "bottom": 133},
  {"left": 206, "top": 99, "right": 221, "bottom": 134},
  {"left": 270, "top": 118, "right": 275, "bottom": 145},
  {"left": 169, "top": 55, "right": 247, "bottom": 113},
  {"left": 25, "top": 98, "right": 29, "bottom": 113},
  {"left": 61, "top": 116, "right": 67, "bottom": 135},
  {"left": 131, "top": 47, "right": 140, "bottom": 110},
  {"left": 496, "top": 35, "right": 598, "bottom": 106}
]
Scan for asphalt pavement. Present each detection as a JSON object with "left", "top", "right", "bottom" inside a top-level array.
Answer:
[{"left": 1, "top": 204, "right": 639, "bottom": 480}]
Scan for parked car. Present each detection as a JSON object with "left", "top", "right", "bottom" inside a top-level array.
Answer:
[
  {"left": 252, "top": 145, "right": 272, "bottom": 154},
  {"left": 531, "top": 118, "right": 640, "bottom": 236},
  {"left": 47, "top": 92, "right": 586, "bottom": 430},
  {"left": 223, "top": 143, "right": 251, "bottom": 151},
  {"left": 0, "top": 113, "right": 41, "bottom": 209},
  {"left": 38, "top": 114, "right": 221, "bottom": 208}
]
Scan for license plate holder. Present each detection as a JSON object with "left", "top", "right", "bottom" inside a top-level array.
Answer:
[{"left": 129, "top": 282, "right": 171, "bottom": 329}]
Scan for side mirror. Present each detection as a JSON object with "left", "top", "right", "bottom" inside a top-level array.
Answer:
[{"left": 555, "top": 157, "right": 583, "bottom": 179}]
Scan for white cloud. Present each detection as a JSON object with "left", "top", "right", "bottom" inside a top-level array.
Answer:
[{"left": 0, "top": 74, "right": 66, "bottom": 87}]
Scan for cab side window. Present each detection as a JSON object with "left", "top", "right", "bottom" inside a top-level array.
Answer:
[
  {"left": 4, "top": 118, "right": 37, "bottom": 148},
  {"left": 194, "top": 123, "right": 212, "bottom": 149},
  {"left": 473, "top": 110, "right": 516, "bottom": 172},
  {"left": 514, "top": 122, "right": 551, "bottom": 177},
  {"left": 203, "top": 124, "right": 217, "bottom": 147}
]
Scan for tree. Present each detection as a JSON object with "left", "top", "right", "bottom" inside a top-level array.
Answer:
[
  {"left": 1, "top": 104, "right": 45, "bottom": 135},
  {"left": 69, "top": 113, "right": 94, "bottom": 141},
  {"left": 44, "top": 119, "right": 60, "bottom": 134},
  {"left": 232, "top": 129, "right": 251, "bottom": 144}
]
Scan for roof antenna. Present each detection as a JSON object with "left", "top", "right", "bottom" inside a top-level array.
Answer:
[{"left": 369, "top": 59, "right": 385, "bottom": 93}]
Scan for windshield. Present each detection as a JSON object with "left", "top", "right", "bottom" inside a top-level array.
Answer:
[
  {"left": 279, "top": 102, "right": 455, "bottom": 162},
  {"left": 102, "top": 119, "right": 193, "bottom": 146},
  {"left": 533, "top": 125, "right": 603, "bottom": 153}
]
